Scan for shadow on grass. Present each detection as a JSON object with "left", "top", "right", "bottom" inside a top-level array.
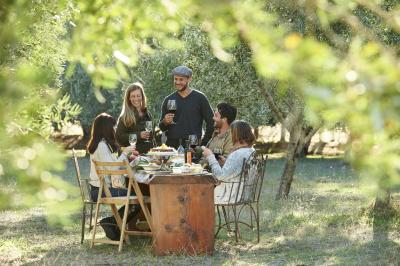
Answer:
[
  {"left": 215, "top": 212, "right": 400, "bottom": 265},
  {"left": 0, "top": 211, "right": 70, "bottom": 239},
  {"left": 22, "top": 155, "right": 398, "bottom": 264}
]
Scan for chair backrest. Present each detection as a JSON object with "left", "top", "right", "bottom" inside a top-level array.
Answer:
[
  {"left": 92, "top": 160, "right": 145, "bottom": 201},
  {"left": 237, "top": 152, "right": 267, "bottom": 204},
  {"left": 254, "top": 154, "right": 267, "bottom": 203},
  {"left": 92, "top": 159, "right": 153, "bottom": 233},
  {"left": 72, "top": 148, "right": 93, "bottom": 203}
]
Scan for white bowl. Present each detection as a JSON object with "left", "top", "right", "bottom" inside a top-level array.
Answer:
[
  {"left": 142, "top": 164, "right": 161, "bottom": 171},
  {"left": 172, "top": 167, "right": 183, "bottom": 174}
]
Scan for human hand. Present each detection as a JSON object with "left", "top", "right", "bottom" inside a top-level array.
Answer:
[
  {"left": 202, "top": 147, "right": 212, "bottom": 157},
  {"left": 123, "top": 146, "right": 139, "bottom": 155},
  {"left": 163, "top": 113, "right": 175, "bottom": 125},
  {"left": 140, "top": 131, "right": 150, "bottom": 139},
  {"left": 218, "top": 155, "right": 226, "bottom": 166}
]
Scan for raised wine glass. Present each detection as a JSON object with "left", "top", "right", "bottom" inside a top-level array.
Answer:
[
  {"left": 188, "top": 134, "right": 198, "bottom": 149},
  {"left": 167, "top": 99, "right": 177, "bottom": 125},
  {"left": 128, "top": 133, "right": 137, "bottom": 147},
  {"left": 144, "top": 121, "right": 152, "bottom": 143}
]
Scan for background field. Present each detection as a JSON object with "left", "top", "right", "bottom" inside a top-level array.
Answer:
[{"left": 1, "top": 156, "right": 400, "bottom": 265}]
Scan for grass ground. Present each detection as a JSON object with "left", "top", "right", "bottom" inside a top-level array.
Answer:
[{"left": 1, "top": 156, "right": 400, "bottom": 265}]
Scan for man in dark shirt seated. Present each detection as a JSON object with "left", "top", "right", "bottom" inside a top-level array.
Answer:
[{"left": 158, "top": 65, "right": 214, "bottom": 149}]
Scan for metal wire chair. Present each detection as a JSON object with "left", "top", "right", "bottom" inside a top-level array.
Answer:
[
  {"left": 72, "top": 148, "right": 96, "bottom": 244},
  {"left": 215, "top": 152, "right": 267, "bottom": 242}
]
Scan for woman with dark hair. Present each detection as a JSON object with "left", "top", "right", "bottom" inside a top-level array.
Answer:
[
  {"left": 87, "top": 113, "right": 138, "bottom": 200},
  {"left": 202, "top": 120, "right": 256, "bottom": 203},
  {"left": 87, "top": 113, "right": 140, "bottom": 239},
  {"left": 116, "top": 82, "right": 153, "bottom": 154}
]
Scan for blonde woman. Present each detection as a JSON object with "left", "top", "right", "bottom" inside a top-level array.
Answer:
[{"left": 116, "top": 82, "right": 153, "bottom": 154}]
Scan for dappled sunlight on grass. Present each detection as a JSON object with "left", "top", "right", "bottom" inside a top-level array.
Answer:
[{"left": 1, "top": 157, "right": 400, "bottom": 264}]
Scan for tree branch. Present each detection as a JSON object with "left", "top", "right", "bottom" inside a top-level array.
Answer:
[
  {"left": 355, "top": 0, "right": 400, "bottom": 33},
  {"left": 257, "top": 81, "right": 286, "bottom": 124},
  {"left": 321, "top": 2, "right": 399, "bottom": 61},
  {"left": 304, "top": 123, "right": 322, "bottom": 144}
]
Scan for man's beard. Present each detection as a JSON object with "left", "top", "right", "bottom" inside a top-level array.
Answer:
[
  {"left": 214, "top": 121, "right": 222, "bottom": 129},
  {"left": 176, "top": 83, "right": 188, "bottom": 92}
]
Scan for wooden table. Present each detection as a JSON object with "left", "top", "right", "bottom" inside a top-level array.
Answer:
[{"left": 149, "top": 173, "right": 216, "bottom": 256}]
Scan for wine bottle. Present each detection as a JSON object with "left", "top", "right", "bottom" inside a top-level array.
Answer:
[
  {"left": 186, "top": 150, "right": 192, "bottom": 164},
  {"left": 184, "top": 140, "right": 192, "bottom": 164}
]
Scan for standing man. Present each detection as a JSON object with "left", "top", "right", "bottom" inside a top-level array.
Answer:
[{"left": 159, "top": 65, "right": 214, "bottom": 148}]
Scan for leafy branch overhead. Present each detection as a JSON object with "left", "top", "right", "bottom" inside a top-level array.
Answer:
[{"left": 0, "top": 0, "right": 399, "bottom": 218}]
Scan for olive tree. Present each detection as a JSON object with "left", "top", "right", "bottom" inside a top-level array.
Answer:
[{"left": 2, "top": 0, "right": 399, "bottom": 222}]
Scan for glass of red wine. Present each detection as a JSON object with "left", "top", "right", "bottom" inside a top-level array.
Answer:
[
  {"left": 188, "top": 134, "right": 198, "bottom": 149},
  {"left": 213, "top": 148, "right": 223, "bottom": 160},
  {"left": 167, "top": 99, "right": 177, "bottom": 125}
]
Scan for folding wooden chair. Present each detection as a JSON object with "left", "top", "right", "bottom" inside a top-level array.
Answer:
[
  {"left": 72, "top": 148, "right": 96, "bottom": 244},
  {"left": 215, "top": 153, "right": 267, "bottom": 243},
  {"left": 91, "top": 160, "right": 152, "bottom": 252}
]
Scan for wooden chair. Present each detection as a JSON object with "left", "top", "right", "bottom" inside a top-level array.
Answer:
[
  {"left": 72, "top": 148, "right": 96, "bottom": 244},
  {"left": 215, "top": 153, "right": 267, "bottom": 243},
  {"left": 91, "top": 160, "right": 152, "bottom": 252}
]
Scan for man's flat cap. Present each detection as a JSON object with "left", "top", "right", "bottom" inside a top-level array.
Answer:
[{"left": 172, "top": 66, "right": 192, "bottom": 77}]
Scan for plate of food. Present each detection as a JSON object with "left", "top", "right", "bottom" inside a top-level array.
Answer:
[
  {"left": 147, "top": 144, "right": 178, "bottom": 156},
  {"left": 142, "top": 163, "right": 162, "bottom": 171},
  {"left": 171, "top": 163, "right": 204, "bottom": 174}
]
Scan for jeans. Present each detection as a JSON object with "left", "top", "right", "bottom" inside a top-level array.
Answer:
[
  {"left": 90, "top": 184, "right": 135, "bottom": 202},
  {"left": 90, "top": 185, "right": 140, "bottom": 221}
]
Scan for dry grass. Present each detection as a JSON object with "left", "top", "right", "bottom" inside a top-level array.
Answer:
[{"left": 1, "top": 156, "right": 400, "bottom": 265}]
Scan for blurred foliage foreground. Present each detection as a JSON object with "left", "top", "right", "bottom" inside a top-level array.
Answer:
[{"left": 0, "top": 0, "right": 399, "bottom": 223}]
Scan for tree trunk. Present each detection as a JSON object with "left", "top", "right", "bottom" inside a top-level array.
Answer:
[
  {"left": 275, "top": 141, "right": 300, "bottom": 199},
  {"left": 275, "top": 124, "right": 318, "bottom": 200},
  {"left": 372, "top": 190, "right": 392, "bottom": 241},
  {"left": 255, "top": 79, "right": 320, "bottom": 199},
  {"left": 373, "top": 191, "right": 391, "bottom": 211},
  {"left": 276, "top": 124, "right": 303, "bottom": 199},
  {"left": 254, "top": 126, "right": 259, "bottom": 140}
]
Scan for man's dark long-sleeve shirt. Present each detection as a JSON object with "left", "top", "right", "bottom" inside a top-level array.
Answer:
[{"left": 158, "top": 89, "right": 214, "bottom": 147}]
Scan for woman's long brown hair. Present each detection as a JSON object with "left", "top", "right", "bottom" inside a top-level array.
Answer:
[
  {"left": 120, "top": 82, "right": 147, "bottom": 127},
  {"left": 230, "top": 120, "right": 256, "bottom": 146},
  {"left": 87, "top": 113, "right": 119, "bottom": 154}
]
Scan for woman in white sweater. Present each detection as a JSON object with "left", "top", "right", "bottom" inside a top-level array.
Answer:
[
  {"left": 87, "top": 113, "right": 137, "bottom": 201},
  {"left": 87, "top": 113, "right": 140, "bottom": 240},
  {"left": 202, "top": 120, "right": 256, "bottom": 203}
]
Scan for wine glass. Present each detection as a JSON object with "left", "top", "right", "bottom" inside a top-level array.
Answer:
[
  {"left": 144, "top": 121, "right": 152, "bottom": 143},
  {"left": 188, "top": 134, "right": 198, "bottom": 149},
  {"left": 161, "top": 132, "right": 167, "bottom": 145},
  {"left": 129, "top": 133, "right": 137, "bottom": 147},
  {"left": 213, "top": 148, "right": 223, "bottom": 160},
  {"left": 160, "top": 155, "right": 171, "bottom": 171},
  {"left": 167, "top": 100, "right": 177, "bottom": 125}
]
